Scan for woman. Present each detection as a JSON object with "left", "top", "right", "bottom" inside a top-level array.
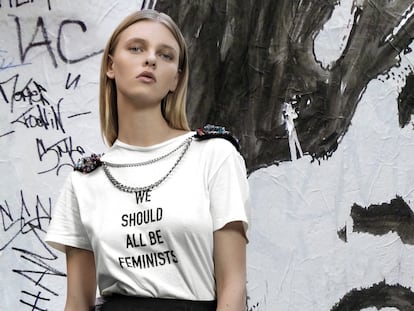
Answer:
[{"left": 46, "top": 9, "right": 250, "bottom": 311}]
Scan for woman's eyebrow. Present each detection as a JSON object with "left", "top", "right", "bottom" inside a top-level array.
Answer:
[
  {"left": 125, "top": 37, "right": 178, "bottom": 53},
  {"left": 125, "top": 37, "right": 147, "bottom": 45}
]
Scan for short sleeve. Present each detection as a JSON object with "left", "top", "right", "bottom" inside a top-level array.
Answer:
[
  {"left": 208, "top": 142, "right": 250, "bottom": 240},
  {"left": 45, "top": 173, "right": 92, "bottom": 253}
]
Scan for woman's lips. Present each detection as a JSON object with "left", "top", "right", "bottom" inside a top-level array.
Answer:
[{"left": 137, "top": 71, "right": 156, "bottom": 83}]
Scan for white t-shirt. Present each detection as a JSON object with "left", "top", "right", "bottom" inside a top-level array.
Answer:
[{"left": 45, "top": 131, "right": 250, "bottom": 301}]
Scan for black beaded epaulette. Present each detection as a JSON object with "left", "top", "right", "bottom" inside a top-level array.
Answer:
[
  {"left": 194, "top": 124, "right": 240, "bottom": 152},
  {"left": 74, "top": 125, "right": 239, "bottom": 174},
  {"left": 74, "top": 153, "right": 102, "bottom": 174}
]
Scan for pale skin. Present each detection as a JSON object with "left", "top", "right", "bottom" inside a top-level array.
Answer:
[{"left": 64, "top": 20, "right": 247, "bottom": 311}]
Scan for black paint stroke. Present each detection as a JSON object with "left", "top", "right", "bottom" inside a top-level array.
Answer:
[
  {"left": 13, "top": 15, "right": 58, "bottom": 68},
  {"left": 0, "top": 130, "right": 15, "bottom": 138},
  {"left": 36, "top": 136, "right": 85, "bottom": 175},
  {"left": 20, "top": 290, "right": 50, "bottom": 311},
  {"left": 141, "top": 0, "right": 157, "bottom": 10},
  {"left": 338, "top": 196, "right": 414, "bottom": 245},
  {"left": 331, "top": 280, "right": 414, "bottom": 311},
  {"left": 65, "top": 72, "right": 81, "bottom": 90},
  {"left": 398, "top": 72, "right": 414, "bottom": 127},
  {"left": 57, "top": 20, "right": 103, "bottom": 64},
  {"left": 157, "top": 0, "right": 414, "bottom": 172},
  {"left": 0, "top": 190, "right": 66, "bottom": 309},
  {"left": 0, "top": 190, "right": 52, "bottom": 251},
  {"left": 67, "top": 111, "right": 91, "bottom": 118},
  {"left": 0, "top": 0, "right": 51, "bottom": 11},
  {"left": 11, "top": 15, "right": 102, "bottom": 69}
]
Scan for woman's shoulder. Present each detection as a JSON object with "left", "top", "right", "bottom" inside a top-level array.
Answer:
[
  {"left": 193, "top": 124, "right": 240, "bottom": 153},
  {"left": 73, "top": 153, "right": 103, "bottom": 174}
]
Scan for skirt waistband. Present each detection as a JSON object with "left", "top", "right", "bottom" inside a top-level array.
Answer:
[{"left": 97, "top": 294, "right": 217, "bottom": 311}]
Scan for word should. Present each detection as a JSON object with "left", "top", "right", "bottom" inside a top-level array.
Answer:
[{"left": 121, "top": 207, "right": 163, "bottom": 227}]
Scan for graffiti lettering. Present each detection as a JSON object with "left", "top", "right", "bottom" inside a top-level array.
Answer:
[
  {"left": 57, "top": 20, "right": 103, "bottom": 64},
  {"left": 0, "top": 73, "right": 50, "bottom": 113},
  {"left": 0, "top": 190, "right": 65, "bottom": 309},
  {"left": 0, "top": 190, "right": 51, "bottom": 251},
  {"left": 11, "top": 98, "right": 65, "bottom": 133},
  {"left": 0, "top": 0, "right": 51, "bottom": 10},
  {"left": 36, "top": 136, "right": 85, "bottom": 175},
  {"left": 12, "top": 15, "right": 102, "bottom": 68},
  {"left": 13, "top": 246, "right": 66, "bottom": 296},
  {"left": 20, "top": 290, "right": 50, "bottom": 311},
  {"left": 65, "top": 72, "right": 81, "bottom": 90},
  {"left": 0, "top": 49, "right": 31, "bottom": 72}
]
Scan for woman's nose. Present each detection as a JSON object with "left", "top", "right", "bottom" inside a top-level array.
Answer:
[{"left": 145, "top": 52, "right": 157, "bottom": 68}]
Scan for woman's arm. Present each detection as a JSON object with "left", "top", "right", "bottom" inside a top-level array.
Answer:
[
  {"left": 214, "top": 221, "right": 247, "bottom": 311},
  {"left": 64, "top": 246, "right": 97, "bottom": 311}
]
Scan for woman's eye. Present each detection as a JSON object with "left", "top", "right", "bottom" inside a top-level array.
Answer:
[
  {"left": 159, "top": 52, "right": 173, "bottom": 60},
  {"left": 129, "top": 46, "right": 143, "bottom": 53}
]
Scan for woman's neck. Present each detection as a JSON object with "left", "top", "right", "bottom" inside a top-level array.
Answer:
[{"left": 117, "top": 101, "right": 187, "bottom": 147}]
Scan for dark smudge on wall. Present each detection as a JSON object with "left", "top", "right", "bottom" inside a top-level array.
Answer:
[
  {"left": 398, "top": 72, "right": 414, "bottom": 128},
  {"left": 157, "top": 0, "right": 414, "bottom": 172},
  {"left": 331, "top": 280, "right": 414, "bottom": 311},
  {"left": 339, "top": 195, "right": 414, "bottom": 245}
]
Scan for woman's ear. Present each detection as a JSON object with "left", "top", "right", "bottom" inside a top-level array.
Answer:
[
  {"left": 169, "top": 69, "right": 180, "bottom": 92},
  {"left": 106, "top": 55, "right": 115, "bottom": 79}
]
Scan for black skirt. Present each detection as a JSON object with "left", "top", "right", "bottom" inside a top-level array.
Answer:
[{"left": 96, "top": 295, "right": 217, "bottom": 311}]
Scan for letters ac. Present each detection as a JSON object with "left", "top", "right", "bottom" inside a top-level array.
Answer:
[{"left": 11, "top": 15, "right": 103, "bottom": 68}]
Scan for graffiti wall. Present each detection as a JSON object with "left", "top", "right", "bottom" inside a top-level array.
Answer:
[
  {"left": 0, "top": 1, "right": 145, "bottom": 310},
  {"left": 1, "top": 0, "right": 413, "bottom": 310}
]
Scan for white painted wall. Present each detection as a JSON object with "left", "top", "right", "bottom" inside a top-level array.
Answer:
[{"left": 0, "top": 1, "right": 413, "bottom": 310}]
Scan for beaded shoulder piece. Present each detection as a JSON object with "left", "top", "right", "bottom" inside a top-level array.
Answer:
[
  {"left": 74, "top": 125, "right": 240, "bottom": 174},
  {"left": 194, "top": 124, "right": 240, "bottom": 152},
  {"left": 74, "top": 153, "right": 102, "bottom": 173}
]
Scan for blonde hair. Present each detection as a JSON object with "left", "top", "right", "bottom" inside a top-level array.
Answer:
[{"left": 99, "top": 9, "right": 190, "bottom": 146}]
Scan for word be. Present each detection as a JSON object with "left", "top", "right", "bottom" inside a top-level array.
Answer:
[{"left": 126, "top": 230, "right": 164, "bottom": 248}]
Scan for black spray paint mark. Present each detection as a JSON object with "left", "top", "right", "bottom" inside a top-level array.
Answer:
[
  {"left": 0, "top": 0, "right": 52, "bottom": 10},
  {"left": 331, "top": 280, "right": 414, "bottom": 311},
  {"left": 338, "top": 196, "right": 414, "bottom": 245},
  {"left": 36, "top": 136, "right": 85, "bottom": 175},
  {"left": 141, "top": 0, "right": 157, "bottom": 10},
  {"left": 20, "top": 290, "right": 50, "bottom": 311},
  {"left": 11, "top": 15, "right": 103, "bottom": 68},
  {"left": 0, "top": 190, "right": 66, "bottom": 309},
  {"left": 65, "top": 72, "right": 81, "bottom": 90},
  {"left": 0, "top": 49, "right": 31, "bottom": 72},
  {"left": 398, "top": 72, "right": 414, "bottom": 128},
  {"left": 158, "top": 0, "right": 414, "bottom": 171},
  {"left": 0, "top": 190, "right": 51, "bottom": 251}
]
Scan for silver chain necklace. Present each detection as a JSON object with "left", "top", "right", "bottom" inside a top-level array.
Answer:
[
  {"left": 102, "top": 137, "right": 193, "bottom": 193},
  {"left": 104, "top": 136, "right": 192, "bottom": 168}
]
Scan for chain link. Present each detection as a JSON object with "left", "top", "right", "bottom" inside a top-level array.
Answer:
[{"left": 102, "top": 137, "right": 193, "bottom": 193}]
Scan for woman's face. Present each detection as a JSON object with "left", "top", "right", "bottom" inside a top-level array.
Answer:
[{"left": 107, "top": 20, "right": 181, "bottom": 106}]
